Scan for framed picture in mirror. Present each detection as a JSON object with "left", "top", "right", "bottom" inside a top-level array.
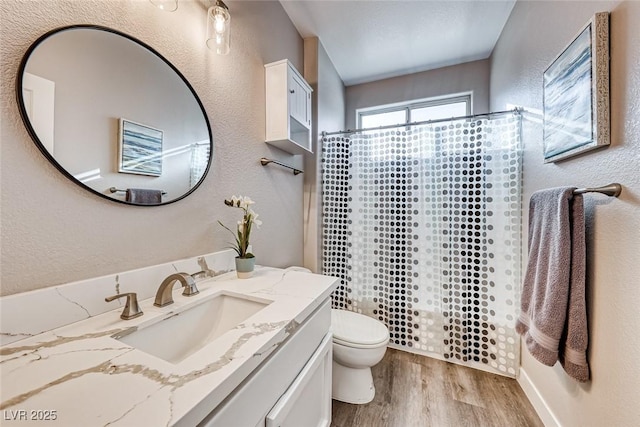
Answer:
[
  {"left": 542, "top": 12, "right": 609, "bottom": 163},
  {"left": 118, "top": 118, "right": 163, "bottom": 176}
]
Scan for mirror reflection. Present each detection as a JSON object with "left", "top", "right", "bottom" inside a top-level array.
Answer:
[{"left": 18, "top": 26, "right": 212, "bottom": 205}]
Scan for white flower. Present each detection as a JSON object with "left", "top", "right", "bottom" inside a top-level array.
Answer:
[{"left": 240, "top": 196, "right": 255, "bottom": 209}]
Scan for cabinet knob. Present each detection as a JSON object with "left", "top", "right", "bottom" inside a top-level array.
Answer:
[{"left": 290, "top": 89, "right": 295, "bottom": 94}]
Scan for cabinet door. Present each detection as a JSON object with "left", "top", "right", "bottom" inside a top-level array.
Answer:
[
  {"left": 266, "top": 333, "right": 332, "bottom": 427},
  {"left": 287, "top": 72, "right": 298, "bottom": 123},
  {"left": 296, "top": 81, "right": 311, "bottom": 128},
  {"left": 289, "top": 73, "right": 310, "bottom": 129}
]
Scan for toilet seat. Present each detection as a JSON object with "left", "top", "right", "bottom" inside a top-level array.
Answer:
[{"left": 331, "top": 309, "right": 389, "bottom": 348}]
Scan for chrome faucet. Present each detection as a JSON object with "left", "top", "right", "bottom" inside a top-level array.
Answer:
[{"left": 154, "top": 272, "right": 199, "bottom": 307}]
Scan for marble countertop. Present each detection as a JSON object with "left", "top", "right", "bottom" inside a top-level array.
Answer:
[{"left": 0, "top": 267, "right": 338, "bottom": 426}]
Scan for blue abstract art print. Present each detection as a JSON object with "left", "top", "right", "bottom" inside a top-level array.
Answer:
[
  {"left": 118, "top": 118, "right": 163, "bottom": 176},
  {"left": 543, "top": 12, "right": 609, "bottom": 163}
]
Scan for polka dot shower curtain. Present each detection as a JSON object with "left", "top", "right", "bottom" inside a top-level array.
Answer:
[{"left": 321, "top": 112, "right": 522, "bottom": 377}]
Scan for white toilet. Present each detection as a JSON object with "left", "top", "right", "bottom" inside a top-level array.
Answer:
[{"left": 331, "top": 309, "right": 390, "bottom": 404}]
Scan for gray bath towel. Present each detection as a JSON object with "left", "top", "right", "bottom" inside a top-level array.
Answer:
[
  {"left": 516, "top": 187, "right": 589, "bottom": 382},
  {"left": 126, "top": 188, "right": 163, "bottom": 205}
]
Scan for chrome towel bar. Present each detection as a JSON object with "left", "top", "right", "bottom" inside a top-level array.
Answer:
[{"left": 573, "top": 183, "right": 622, "bottom": 197}]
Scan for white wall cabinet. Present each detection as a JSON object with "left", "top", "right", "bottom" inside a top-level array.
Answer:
[
  {"left": 199, "top": 300, "right": 332, "bottom": 427},
  {"left": 265, "top": 59, "right": 313, "bottom": 154}
]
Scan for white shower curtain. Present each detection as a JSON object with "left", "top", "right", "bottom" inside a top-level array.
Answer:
[{"left": 321, "top": 112, "right": 522, "bottom": 377}]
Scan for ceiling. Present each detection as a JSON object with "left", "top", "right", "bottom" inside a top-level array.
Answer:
[{"left": 279, "top": 0, "right": 516, "bottom": 86}]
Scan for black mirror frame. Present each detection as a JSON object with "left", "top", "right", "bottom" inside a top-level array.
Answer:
[{"left": 16, "top": 24, "right": 213, "bottom": 207}]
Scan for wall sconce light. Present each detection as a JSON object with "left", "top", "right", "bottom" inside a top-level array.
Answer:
[
  {"left": 206, "top": 0, "right": 231, "bottom": 55},
  {"left": 150, "top": 0, "right": 231, "bottom": 55},
  {"left": 149, "top": 0, "right": 178, "bottom": 12}
]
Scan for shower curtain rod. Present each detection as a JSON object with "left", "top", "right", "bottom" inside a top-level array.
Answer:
[{"left": 321, "top": 107, "right": 522, "bottom": 137}]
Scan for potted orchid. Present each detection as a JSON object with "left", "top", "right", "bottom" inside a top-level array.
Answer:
[{"left": 218, "top": 195, "right": 262, "bottom": 278}]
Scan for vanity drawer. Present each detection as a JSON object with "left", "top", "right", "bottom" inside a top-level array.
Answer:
[{"left": 199, "top": 298, "right": 331, "bottom": 426}]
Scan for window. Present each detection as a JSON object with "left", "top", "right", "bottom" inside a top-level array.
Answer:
[{"left": 357, "top": 94, "right": 471, "bottom": 129}]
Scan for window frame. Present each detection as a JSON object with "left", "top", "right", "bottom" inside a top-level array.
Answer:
[{"left": 356, "top": 92, "right": 472, "bottom": 129}]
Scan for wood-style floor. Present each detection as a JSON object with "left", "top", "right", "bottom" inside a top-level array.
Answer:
[{"left": 331, "top": 348, "right": 543, "bottom": 427}]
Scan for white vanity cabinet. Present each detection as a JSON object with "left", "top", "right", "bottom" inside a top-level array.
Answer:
[
  {"left": 265, "top": 59, "right": 313, "bottom": 154},
  {"left": 199, "top": 299, "right": 332, "bottom": 427}
]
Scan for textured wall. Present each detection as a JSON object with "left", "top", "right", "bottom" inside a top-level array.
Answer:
[
  {"left": 0, "top": 0, "right": 304, "bottom": 296},
  {"left": 345, "top": 59, "right": 490, "bottom": 128},
  {"left": 491, "top": 1, "right": 640, "bottom": 425}
]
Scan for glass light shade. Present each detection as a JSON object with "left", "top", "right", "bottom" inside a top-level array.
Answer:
[
  {"left": 149, "top": 0, "right": 178, "bottom": 12},
  {"left": 206, "top": 3, "right": 231, "bottom": 55}
]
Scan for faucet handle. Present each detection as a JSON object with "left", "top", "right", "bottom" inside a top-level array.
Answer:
[
  {"left": 181, "top": 274, "right": 200, "bottom": 297},
  {"left": 105, "top": 293, "right": 143, "bottom": 320},
  {"left": 190, "top": 268, "right": 219, "bottom": 282},
  {"left": 190, "top": 270, "right": 209, "bottom": 281}
]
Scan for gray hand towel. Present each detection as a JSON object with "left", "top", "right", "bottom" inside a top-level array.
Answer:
[
  {"left": 126, "top": 188, "right": 162, "bottom": 205},
  {"left": 516, "top": 187, "right": 589, "bottom": 382}
]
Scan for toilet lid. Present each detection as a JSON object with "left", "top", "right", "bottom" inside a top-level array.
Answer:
[{"left": 331, "top": 309, "right": 389, "bottom": 346}]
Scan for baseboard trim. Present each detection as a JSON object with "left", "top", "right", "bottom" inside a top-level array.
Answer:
[{"left": 517, "top": 367, "right": 561, "bottom": 427}]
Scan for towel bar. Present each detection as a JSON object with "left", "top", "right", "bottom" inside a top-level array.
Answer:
[
  {"left": 573, "top": 183, "right": 621, "bottom": 197},
  {"left": 109, "top": 187, "right": 167, "bottom": 195},
  {"left": 260, "top": 158, "right": 303, "bottom": 175}
]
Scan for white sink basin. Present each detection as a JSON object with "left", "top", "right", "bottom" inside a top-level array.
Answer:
[{"left": 113, "top": 291, "right": 272, "bottom": 364}]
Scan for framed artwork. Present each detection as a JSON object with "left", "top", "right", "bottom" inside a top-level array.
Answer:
[
  {"left": 543, "top": 12, "right": 609, "bottom": 163},
  {"left": 118, "top": 118, "right": 163, "bottom": 176}
]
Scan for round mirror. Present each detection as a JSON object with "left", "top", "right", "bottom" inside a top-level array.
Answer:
[{"left": 17, "top": 25, "right": 212, "bottom": 206}]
